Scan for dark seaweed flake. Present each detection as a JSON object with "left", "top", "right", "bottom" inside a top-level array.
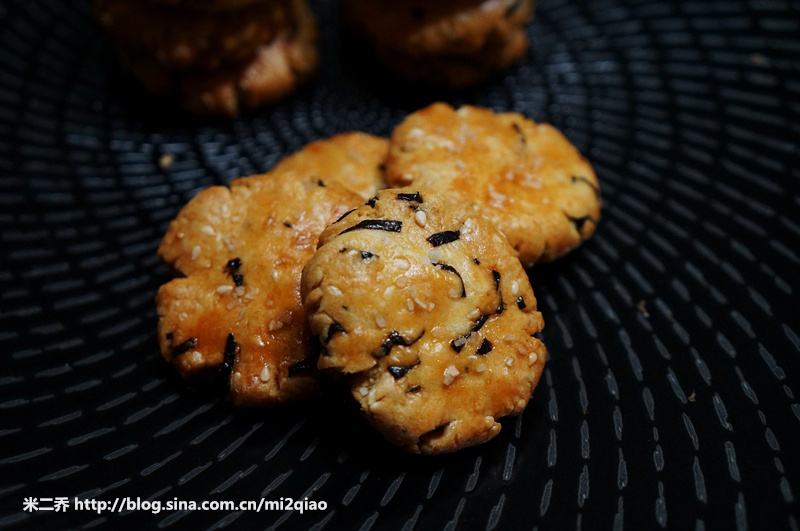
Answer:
[
  {"left": 221, "top": 333, "right": 238, "bottom": 373},
  {"left": 361, "top": 251, "right": 375, "bottom": 260},
  {"left": 397, "top": 192, "right": 423, "bottom": 203},
  {"left": 341, "top": 219, "right": 402, "bottom": 235},
  {"left": 427, "top": 230, "right": 460, "bottom": 247},
  {"left": 366, "top": 196, "right": 378, "bottom": 208},
  {"left": 172, "top": 337, "right": 197, "bottom": 357},
  {"left": 225, "top": 258, "right": 243, "bottom": 287},
  {"left": 516, "top": 296, "right": 526, "bottom": 309},
  {"left": 288, "top": 353, "right": 318, "bottom": 377},
  {"left": 434, "top": 262, "right": 466, "bottom": 297},
  {"left": 335, "top": 209, "right": 356, "bottom": 223},
  {"left": 472, "top": 313, "right": 490, "bottom": 333},
  {"left": 476, "top": 338, "right": 493, "bottom": 355},
  {"left": 373, "top": 330, "right": 425, "bottom": 358},
  {"left": 325, "top": 321, "right": 346, "bottom": 343},
  {"left": 317, "top": 179, "right": 326, "bottom": 187},
  {"left": 388, "top": 360, "right": 419, "bottom": 379},
  {"left": 492, "top": 270, "right": 501, "bottom": 290},
  {"left": 407, "top": 385, "right": 422, "bottom": 393},
  {"left": 283, "top": 221, "right": 294, "bottom": 228}
]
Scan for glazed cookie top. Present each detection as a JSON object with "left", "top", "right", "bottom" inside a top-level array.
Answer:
[
  {"left": 386, "top": 102, "right": 601, "bottom": 265},
  {"left": 271, "top": 133, "right": 389, "bottom": 200},
  {"left": 301, "top": 188, "right": 546, "bottom": 453},
  {"left": 343, "top": 0, "right": 534, "bottom": 56},
  {"left": 157, "top": 170, "right": 361, "bottom": 406}
]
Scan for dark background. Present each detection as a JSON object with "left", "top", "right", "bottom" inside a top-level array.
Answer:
[{"left": 1, "top": 0, "right": 799, "bottom": 529}]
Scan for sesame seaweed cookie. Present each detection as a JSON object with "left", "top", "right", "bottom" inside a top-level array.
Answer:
[
  {"left": 156, "top": 171, "right": 362, "bottom": 407},
  {"left": 271, "top": 133, "right": 389, "bottom": 200},
  {"left": 116, "top": 0, "right": 319, "bottom": 117},
  {"left": 386, "top": 103, "right": 601, "bottom": 265},
  {"left": 343, "top": 0, "right": 534, "bottom": 87},
  {"left": 301, "top": 188, "right": 546, "bottom": 454}
]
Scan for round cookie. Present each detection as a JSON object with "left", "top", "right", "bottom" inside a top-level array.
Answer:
[
  {"left": 115, "top": 1, "right": 319, "bottom": 117},
  {"left": 386, "top": 103, "right": 601, "bottom": 265},
  {"left": 301, "top": 188, "right": 546, "bottom": 454},
  {"left": 342, "top": 0, "right": 534, "bottom": 57},
  {"left": 271, "top": 133, "right": 389, "bottom": 200},
  {"left": 94, "top": 0, "right": 295, "bottom": 70},
  {"left": 157, "top": 170, "right": 362, "bottom": 407}
]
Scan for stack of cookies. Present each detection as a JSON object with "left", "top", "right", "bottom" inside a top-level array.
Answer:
[
  {"left": 155, "top": 103, "right": 601, "bottom": 453},
  {"left": 93, "top": 0, "right": 319, "bottom": 116},
  {"left": 342, "top": 0, "right": 536, "bottom": 87}
]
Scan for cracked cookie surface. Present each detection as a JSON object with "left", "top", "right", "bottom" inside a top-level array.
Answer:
[
  {"left": 386, "top": 102, "right": 601, "bottom": 265},
  {"left": 157, "top": 168, "right": 361, "bottom": 407},
  {"left": 301, "top": 188, "right": 546, "bottom": 453}
]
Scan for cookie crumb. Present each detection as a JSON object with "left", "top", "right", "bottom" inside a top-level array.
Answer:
[{"left": 158, "top": 153, "right": 174, "bottom": 170}]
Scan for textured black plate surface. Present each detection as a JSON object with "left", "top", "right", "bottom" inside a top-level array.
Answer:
[{"left": 1, "top": 1, "right": 799, "bottom": 529}]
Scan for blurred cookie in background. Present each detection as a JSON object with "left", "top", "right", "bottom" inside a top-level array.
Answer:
[{"left": 94, "top": 0, "right": 319, "bottom": 116}]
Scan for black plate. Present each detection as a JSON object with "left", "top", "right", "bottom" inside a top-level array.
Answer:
[{"left": 1, "top": 1, "right": 799, "bottom": 529}]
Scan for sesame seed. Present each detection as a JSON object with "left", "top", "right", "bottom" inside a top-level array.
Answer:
[
  {"left": 191, "top": 351, "right": 202, "bottom": 363},
  {"left": 505, "top": 334, "right": 516, "bottom": 341},
  {"left": 449, "top": 288, "right": 461, "bottom": 299},
  {"left": 415, "top": 210, "right": 427, "bottom": 227},
  {"left": 529, "top": 352, "right": 539, "bottom": 364},
  {"left": 443, "top": 365, "right": 460, "bottom": 385},
  {"left": 237, "top": 306, "right": 246, "bottom": 320},
  {"left": 428, "top": 302, "right": 435, "bottom": 311},
  {"left": 271, "top": 270, "right": 279, "bottom": 280},
  {"left": 221, "top": 204, "right": 229, "bottom": 216},
  {"left": 414, "top": 296, "right": 427, "bottom": 309},
  {"left": 511, "top": 281, "right": 520, "bottom": 296},
  {"left": 428, "top": 249, "right": 442, "bottom": 263},
  {"left": 476, "top": 364, "right": 487, "bottom": 373},
  {"left": 505, "top": 357, "right": 514, "bottom": 367},
  {"left": 235, "top": 286, "right": 246, "bottom": 296},
  {"left": 394, "top": 258, "right": 410, "bottom": 270},
  {"left": 407, "top": 298, "right": 415, "bottom": 311},
  {"left": 395, "top": 275, "right": 408, "bottom": 288},
  {"left": 327, "top": 286, "right": 343, "bottom": 297},
  {"left": 191, "top": 245, "right": 200, "bottom": 260},
  {"left": 359, "top": 387, "right": 369, "bottom": 396},
  {"left": 216, "top": 285, "right": 234, "bottom": 294},
  {"left": 259, "top": 366, "right": 271, "bottom": 382},
  {"left": 256, "top": 335, "right": 265, "bottom": 347},
  {"left": 201, "top": 225, "right": 215, "bottom": 236},
  {"left": 376, "top": 315, "right": 386, "bottom": 328},
  {"left": 268, "top": 320, "right": 283, "bottom": 331},
  {"left": 468, "top": 308, "right": 480, "bottom": 319}
]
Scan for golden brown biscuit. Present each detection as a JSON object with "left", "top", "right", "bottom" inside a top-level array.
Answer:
[
  {"left": 94, "top": 0, "right": 295, "bottom": 70},
  {"left": 386, "top": 103, "right": 601, "bottom": 265},
  {"left": 301, "top": 188, "right": 546, "bottom": 453},
  {"left": 271, "top": 133, "right": 389, "bottom": 200},
  {"left": 115, "top": 1, "right": 319, "bottom": 117},
  {"left": 157, "top": 171, "right": 362, "bottom": 407}
]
